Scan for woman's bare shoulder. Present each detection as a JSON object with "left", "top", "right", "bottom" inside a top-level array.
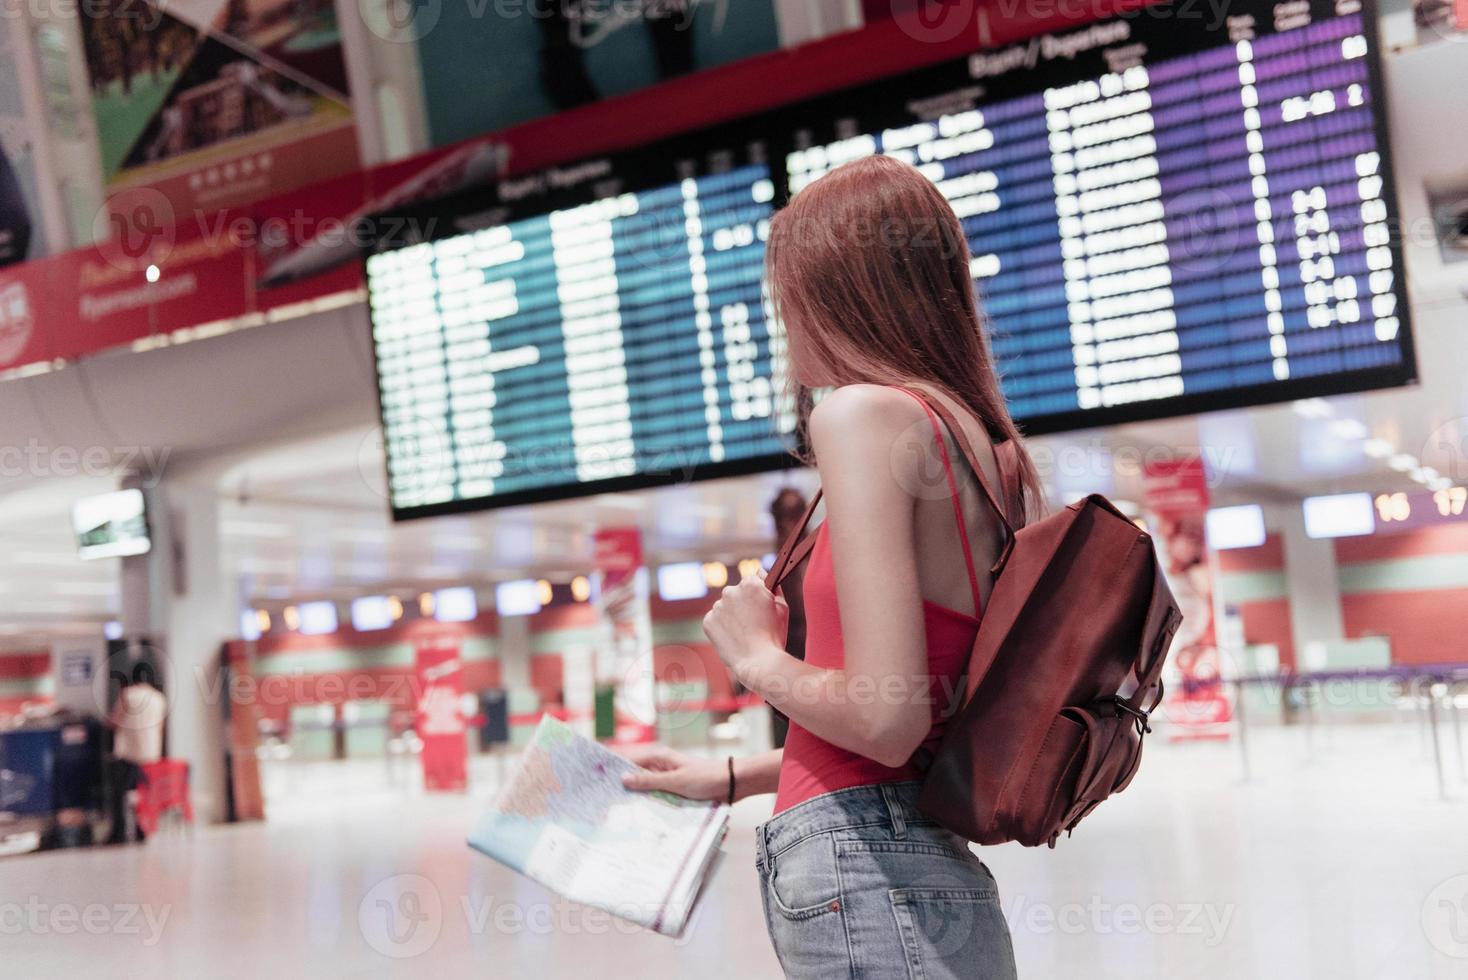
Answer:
[
  {"left": 808, "top": 385, "right": 930, "bottom": 477},
  {"left": 809, "top": 385, "right": 923, "bottom": 442}
]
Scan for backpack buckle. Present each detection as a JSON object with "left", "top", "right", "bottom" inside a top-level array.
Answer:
[{"left": 1099, "top": 696, "right": 1152, "bottom": 735}]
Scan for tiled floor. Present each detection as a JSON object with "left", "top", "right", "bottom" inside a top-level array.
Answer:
[{"left": 5, "top": 719, "right": 1467, "bottom": 979}]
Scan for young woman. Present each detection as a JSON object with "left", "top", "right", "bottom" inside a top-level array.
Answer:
[{"left": 624, "top": 154, "right": 1043, "bottom": 979}]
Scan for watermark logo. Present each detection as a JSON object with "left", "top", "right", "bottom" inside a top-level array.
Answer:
[
  {"left": 359, "top": 0, "right": 444, "bottom": 43},
  {"left": 91, "top": 639, "right": 176, "bottom": 730},
  {"left": 94, "top": 188, "right": 176, "bottom": 273},
  {"left": 1166, "top": 187, "right": 1245, "bottom": 276},
  {"left": 359, "top": 874, "right": 444, "bottom": 958},
  {"left": 356, "top": 424, "right": 455, "bottom": 503},
  {"left": 1424, "top": 418, "right": 1468, "bottom": 485},
  {"left": 1416, "top": 0, "right": 1468, "bottom": 46},
  {"left": 1422, "top": 874, "right": 1468, "bottom": 959},
  {"left": 890, "top": 0, "right": 977, "bottom": 44}
]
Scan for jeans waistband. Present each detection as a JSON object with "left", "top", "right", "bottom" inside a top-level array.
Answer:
[{"left": 757, "top": 781, "right": 931, "bottom": 866}]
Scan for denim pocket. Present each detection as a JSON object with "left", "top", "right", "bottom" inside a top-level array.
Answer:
[
  {"left": 889, "top": 886, "right": 1016, "bottom": 980},
  {"left": 767, "top": 832, "right": 843, "bottom": 920}
]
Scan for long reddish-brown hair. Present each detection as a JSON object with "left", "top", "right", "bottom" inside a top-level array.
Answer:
[{"left": 766, "top": 154, "right": 1043, "bottom": 520}]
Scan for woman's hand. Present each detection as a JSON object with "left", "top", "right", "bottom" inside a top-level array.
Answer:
[
  {"left": 620, "top": 744, "right": 728, "bottom": 802},
  {"left": 703, "top": 575, "right": 789, "bottom": 687}
]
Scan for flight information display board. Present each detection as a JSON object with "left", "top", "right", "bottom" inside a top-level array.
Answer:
[
  {"left": 367, "top": 132, "right": 792, "bottom": 515},
  {"left": 366, "top": 0, "right": 1413, "bottom": 518}
]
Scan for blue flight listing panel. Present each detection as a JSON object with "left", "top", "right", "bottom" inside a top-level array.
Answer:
[
  {"left": 368, "top": 153, "right": 792, "bottom": 515},
  {"left": 367, "top": 0, "right": 1412, "bottom": 518}
]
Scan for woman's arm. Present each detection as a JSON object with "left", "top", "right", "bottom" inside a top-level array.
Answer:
[
  {"left": 703, "top": 386, "right": 935, "bottom": 768},
  {"left": 621, "top": 746, "right": 783, "bottom": 803}
]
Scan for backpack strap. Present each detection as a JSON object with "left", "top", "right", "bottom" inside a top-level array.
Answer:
[
  {"left": 894, "top": 388, "right": 984, "bottom": 618},
  {"left": 902, "top": 389, "right": 1021, "bottom": 575},
  {"left": 766, "top": 489, "right": 821, "bottom": 592},
  {"left": 1123, "top": 562, "right": 1183, "bottom": 717}
]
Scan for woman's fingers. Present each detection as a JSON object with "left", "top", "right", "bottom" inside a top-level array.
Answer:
[
  {"left": 622, "top": 768, "right": 681, "bottom": 793},
  {"left": 617, "top": 744, "right": 673, "bottom": 770}
]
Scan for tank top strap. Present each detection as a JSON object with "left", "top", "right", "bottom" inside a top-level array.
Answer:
[{"left": 892, "top": 387, "right": 984, "bottom": 617}]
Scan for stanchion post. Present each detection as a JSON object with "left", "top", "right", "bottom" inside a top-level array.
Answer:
[
  {"left": 1427, "top": 681, "right": 1448, "bottom": 802},
  {"left": 1233, "top": 678, "right": 1250, "bottom": 782}
]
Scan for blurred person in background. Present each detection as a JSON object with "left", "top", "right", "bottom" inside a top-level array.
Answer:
[{"left": 104, "top": 663, "right": 167, "bottom": 844}]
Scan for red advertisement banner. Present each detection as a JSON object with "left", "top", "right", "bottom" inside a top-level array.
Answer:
[
  {"left": 415, "top": 637, "right": 467, "bottom": 792},
  {"left": 593, "top": 528, "right": 656, "bottom": 736},
  {"left": 1143, "top": 457, "right": 1232, "bottom": 740}
]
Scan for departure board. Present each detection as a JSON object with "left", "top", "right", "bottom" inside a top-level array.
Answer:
[
  {"left": 366, "top": 0, "right": 1413, "bottom": 518},
  {"left": 367, "top": 133, "right": 793, "bottom": 515}
]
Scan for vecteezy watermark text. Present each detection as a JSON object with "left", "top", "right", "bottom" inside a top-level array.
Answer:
[{"left": 0, "top": 898, "right": 171, "bottom": 946}]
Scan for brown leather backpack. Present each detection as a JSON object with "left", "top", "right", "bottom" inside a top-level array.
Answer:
[{"left": 766, "top": 392, "right": 1182, "bottom": 848}]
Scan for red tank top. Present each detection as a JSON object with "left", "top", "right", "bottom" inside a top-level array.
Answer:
[{"left": 773, "top": 391, "right": 985, "bottom": 814}]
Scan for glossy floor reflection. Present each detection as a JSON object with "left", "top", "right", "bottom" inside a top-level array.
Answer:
[{"left": 5, "top": 719, "right": 1467, "bottom": 979}]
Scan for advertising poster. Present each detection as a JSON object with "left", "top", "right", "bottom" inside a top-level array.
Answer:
[
  {"left": 415, "top": 636, "right": 467, "bottom": 791},
  {"left": 592, "top": 527, "right": 657, "bottom": 738},
  {"left": 417, "top": 0, "right": 782, "bottom": 145},
  {"left": 79, "top": 0, "right": 358, "bottom": 219},
  {"left": 0, "top": 22, "right": 43, "bottom": 269},
  {"left": 1143, "top": 457, "right": 1233, "bottom": 740}
]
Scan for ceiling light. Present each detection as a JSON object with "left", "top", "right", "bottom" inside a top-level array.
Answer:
[
  {"left": 298, "top": 601, "right": 338, "bottom": 636},
  {"left": 1292, "top": 398, "right": 1333, "bottom": 419},
  {"left": 570, "top": 576, "right": 591, "bottom": 602},
  {"left": 495, "top": 580, "right": 542, "bottom": 617},
  {"left": 1328, "top": 418, "right": 1368, "bottom": 440},
  {"left": 1388, "top": 454, "right": 1417, "bottom": 472},
  {"left": 434, "top": 586, "right": 478, "bottom": 623},
  {"left": 1361, "top": 438, "right": 1393, "bottom": 459},
  {"left": 351, "top": 596, "right": 396, "bottom": 631},
  {"left": 221, "top": 521, "right": 294, "bottom": 539},
  {"left": 657, "top": 563, "right": 708, "bottom": 602},
  {"left": 239, "top": 610, "right": 261, "bottom": 641}
]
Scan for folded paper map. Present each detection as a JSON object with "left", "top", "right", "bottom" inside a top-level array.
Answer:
[{"left": 468, "top": 716, "right": 729, "bottom": 937}]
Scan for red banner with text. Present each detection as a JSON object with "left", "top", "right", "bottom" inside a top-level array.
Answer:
[
  {"left": 1144, "top": 457, "right": 1232, "bottom": 740},
  {"left": 415, "top": 637, "right": 467, "bottom": 792},
  {"left": 593, "top": 528, "right": 656, "bottom": 741}
]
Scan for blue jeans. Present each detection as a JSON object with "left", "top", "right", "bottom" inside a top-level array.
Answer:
[{"left": 756, "top": 782, "right": 1018, "bottom": 979}]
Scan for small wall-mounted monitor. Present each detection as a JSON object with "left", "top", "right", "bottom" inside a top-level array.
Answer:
[{"left": 72, "top": 489, "right": 151, "bottom": 560}]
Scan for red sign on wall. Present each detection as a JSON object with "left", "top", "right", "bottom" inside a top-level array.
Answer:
[
  {"left": 415, "top": 637, "right": 467, "bottom": 792},
  {"left": 1143, "top": 458, "right": 1232, "bottom": 740}
]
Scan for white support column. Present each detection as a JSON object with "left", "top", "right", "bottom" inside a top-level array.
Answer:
[
  {"left": 1275, "top": 501, "right": 1346, "bottom": 668},
  {"left": 118, "top": 476, "right": 235, "bottom": 823},
  {"left": 496, "top": 614, "right": 532, "bottom": 691}
]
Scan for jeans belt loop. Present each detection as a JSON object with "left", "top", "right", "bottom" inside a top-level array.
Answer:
[{"left": 881, "top": 784, "right": 908, "bottom": 840}]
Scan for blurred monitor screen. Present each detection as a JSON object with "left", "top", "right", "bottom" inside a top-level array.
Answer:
[
  {"left": 1206, "top": 504, "right": 1268, "bottom": 550},
  {"left": 72, "top": 489, "right": 150, "bottom": 560},
  {"left": 366, "top": 0, "right": 1413, "bottom": 519},
  {"left": 1303, "top": 491, "right": 1375, "bottom": 538}
]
